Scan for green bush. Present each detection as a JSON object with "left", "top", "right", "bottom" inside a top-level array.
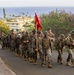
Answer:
[
  {"left": 40, "top": 10, "right": 74, "bottom": 37},
  {"left": 0, "top": 20, "right": 10, "bottom": 34}
]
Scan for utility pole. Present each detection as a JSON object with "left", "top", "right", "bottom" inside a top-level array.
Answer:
[{"left": 3, "top": 8, "right": 6, "bottom": 18}]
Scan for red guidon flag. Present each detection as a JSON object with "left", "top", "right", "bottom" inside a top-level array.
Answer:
[{"left": 34, "top": 13, "right": 42, "bottom": 30}]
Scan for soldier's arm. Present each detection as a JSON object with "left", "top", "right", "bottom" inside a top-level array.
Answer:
[{"left": 49, "top": 38, "right": 52, "bottom": 52}]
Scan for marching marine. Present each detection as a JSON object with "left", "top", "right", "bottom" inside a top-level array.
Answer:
[
  {"left": 47, "top": 28, "right": 55, "bottom": 52},
  {"left": 21, "top": 32, "right": 29, "bottom": 60},
  {"left": 41, "top": 31, "right": 52, "bottom": 68},
  {"left": 34, "top": 31, "right": 42, "bottom": 64},
  {"left": 29, "top": 29, "right": 36, "bottom": 62},
  {"left": 65, "top": 30, "right": 74, "bottom": 67},
  {"left": 56, "top": 34, "right": 65, "bottom": 64}
]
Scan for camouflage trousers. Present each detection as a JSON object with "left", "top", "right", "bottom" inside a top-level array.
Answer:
[
  {"left": 22, "top": 43, "right": 29, "bottom": 59},
  {"left": 67, "top": 48, "right": 74, "bottom": 63},
  {"left": 57, "top": 50, "right": 63, "bottom": 62},
  {"left": 15, "top": 44, "right": 22, "bottom": 56},
  {"left": 10, "top": 40, "right": 15, "bottom": 52},
  {"left": 41, "top": 48, "right": 52, "bottom": 64}
]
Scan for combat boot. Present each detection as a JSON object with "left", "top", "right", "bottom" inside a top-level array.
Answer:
[
  {"left": 60, "top": 61, "right": 63, "bottom": 65},
  {"left": 66, "top": 62, "right": 71, "bottom": 66},
  {"left": 73, "top": 65, "right": 74, "bottom": 68},
  {"left": 72, "top": 62, "right": 74, "bottom": 68},
  {"left": 48, "top": 62, "right": 52, "bottom": 68},
  {"left": 16, "top": 53, "right": 19, "bottom": 57},
  {"left": 30, "top": 58, "right": 34, "bottom": 62},
  {"left": 28, "top": 57, "right": 30, "bottom": 61},
  {"left": 41, "top": 62, "right": 45, "bottom": 67},
  {"left": 45, "top": 56, "right": 48, "bottom": 61},
  {"left": 34, "top": 60, "right": 37, "bottom": 65},
  {"left": 57, "top": 60, "right": 63, "bottom": 64},
  {"left": 57, "top": 60, "right": 60, "bottom": 63}
]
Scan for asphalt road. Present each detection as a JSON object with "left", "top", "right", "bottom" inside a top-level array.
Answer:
[{"left": 0, "top": 48, "right": 74, "bottom": 75}]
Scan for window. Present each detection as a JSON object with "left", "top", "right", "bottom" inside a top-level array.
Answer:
[{"left": 16, "top": 23, "right": 18, "bottom": 25}]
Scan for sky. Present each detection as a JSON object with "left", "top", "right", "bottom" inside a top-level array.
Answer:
[{"left": 0, "top": 0, "right": 74, "bottom": 7}]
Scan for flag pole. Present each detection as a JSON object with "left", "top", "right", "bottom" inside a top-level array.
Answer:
[
  {"left": 36, "top": 21, "right": 38, "bottom": 51},
  {"left": 35, "top": 12, "right": 42, "bottom": 51},
  {"left": 35, "top": 12, "right": 38, "bottom": 52}
]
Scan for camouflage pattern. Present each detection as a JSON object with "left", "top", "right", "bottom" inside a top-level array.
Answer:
[
  {"left": 2, "top": 28, "right": 74, "bottom": 68},
  {"left": 15, "top": 34, "right": 22, "bottom": 56},
  {"left": 41, "top": 31, "right": 52, "bottom": 68},
  {"left": 47, "top": 28, "right": 55, "bottom": 51},
  {"left": 65, "top": 31, "right": 74, "bottom": 67},
  {"left": 56, "top": 34, "right": 65, "bottom": 64},
  {"left": 21, "top": 32, "right": 29, "bottom": 60},
  {"left": 10, "top": 30, "right": 16, "bottom": 52},
  {"left": 33, "top": 31, "right": 42, "bottom": 64},
  {"left": 0, "top": 32, "right": 6, "bottom": 49}
]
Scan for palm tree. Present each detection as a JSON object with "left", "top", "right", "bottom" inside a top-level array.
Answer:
[
  {"left": 20, "top": 12, "right": 25, "bottom": 16},
  {"left": 12, "top": 14, "right": 15, "bottom": 17}
]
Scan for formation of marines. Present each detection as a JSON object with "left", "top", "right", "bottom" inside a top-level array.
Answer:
[{"left": 0, "top": 28, "right": 74, "bottom": 68}]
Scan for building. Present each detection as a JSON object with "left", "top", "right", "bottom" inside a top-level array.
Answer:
[
  {"left": 5, "top": 22, "right": 24, "bottom": 31},
  {"left": 4, "top": 16, "right": 34, "bottom": 32}
]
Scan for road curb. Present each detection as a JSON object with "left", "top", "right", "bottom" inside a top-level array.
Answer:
[{"left": 0, "top": 58, "right": 17, "bottom": 75}]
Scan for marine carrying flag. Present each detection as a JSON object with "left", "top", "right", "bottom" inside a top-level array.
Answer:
[{"left": 34, "top": 13, "right": 42, "bottom": 30}]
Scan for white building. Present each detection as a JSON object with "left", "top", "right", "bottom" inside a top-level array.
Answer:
[
  {"left": 5, "top": 22, "right": 24, "bottom": 31},
  {"left": 5, "top": 16, "right": 34, "bottom": 32}
]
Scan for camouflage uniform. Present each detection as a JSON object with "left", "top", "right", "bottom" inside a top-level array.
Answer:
[
  {"left": 56, "top": 34, "right": 65, "bottom": 64},
  {"left": 10, "top": 30, "right": 16, "bottom": 52},
  {"left": 3, "top": 35, "right": 8, "bottom": 48},
  {"left": 21, "top": 32, "right": 29, "bottom": 60},
  {"left": 0, "top": 32, "right": 5, "bottom": 49},
  {"left": 65, "top": 30, "right": 74, "bottom": 67},
  {"left": 33, "top": 31, "right": 42, "bottom": 64},
  {"left": 6, "top": 34, "right": 11, "bottom": 48},
  {"left": 47, "top": 28, "right": 55, "bottom": 52},
  {"left": 29, "top": 30, "right": 36, "bottom": 62},
  {"left": 15, "top": 34, "right": 22, "bottom": 56},
  {"left": 42, "top": 31, "right": 52, "bottom": 68}
]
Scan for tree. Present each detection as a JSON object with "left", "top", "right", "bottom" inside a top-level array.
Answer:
[
  {"left": 40, "top": 10, "right": 74, "bottom": 37},
  {"left": 0, "top": 20, "right": 10, "bottom": 34}
]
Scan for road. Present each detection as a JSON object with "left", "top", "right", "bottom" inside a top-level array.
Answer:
[{"left": 0, "top": 47, "right": 74, "bottom": 75}]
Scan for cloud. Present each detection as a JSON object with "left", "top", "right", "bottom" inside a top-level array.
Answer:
[{"left": 0, "top": 0, "right": 74, "bottom": 7}]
